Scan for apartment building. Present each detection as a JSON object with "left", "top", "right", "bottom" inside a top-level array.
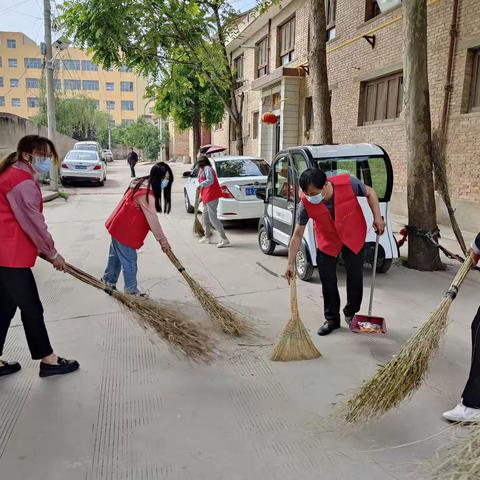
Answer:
[
  {"left": 0, "top": 31, "right": 150, "bottom": 126},
  {"left": 213, "top": 0, "right": 480, "bottom": 227}
]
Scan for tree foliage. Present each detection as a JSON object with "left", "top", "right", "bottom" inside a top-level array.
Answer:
[{"left": 121, "top": 118, "right": 162, "bottom": 161}]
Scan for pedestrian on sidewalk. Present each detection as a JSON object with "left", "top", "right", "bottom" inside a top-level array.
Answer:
[
  {"left": 285, "top": 168, "right": 385, "bottom": 336},
  {"left": 102, "top": 162, "right": 173, "bottom": 296},
  {"left": 443, "top": 234, "right": 480, "bottom": 423},
  {"left": 127, "top": 147, "right": 138, "bottom": 178},
  {"left": 196, "top": 156, "right": 231, "bottom": 248},
  {"left": 0, "top": 135, "right": 80, "bottom": 377}
]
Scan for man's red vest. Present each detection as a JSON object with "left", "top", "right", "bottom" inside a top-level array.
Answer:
[
  {"left": 199, "top": 167, "right": 224, "bottom": 204},
  {"left": 105, "top": 187, "right": 152, "bottom": 249},
  {"left": 301, "top": 174, "right": 367, "bottom": 257},
  {"left": 0, "top": 166, "right": 41, "bottom": 268}
]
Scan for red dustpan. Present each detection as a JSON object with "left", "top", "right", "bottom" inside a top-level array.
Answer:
[{"left": 350, "top": 235, "right": 386, "bottom": 334}]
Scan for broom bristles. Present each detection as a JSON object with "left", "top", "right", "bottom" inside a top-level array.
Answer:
[
  {"left": 338, "top": 257, "right": 473, "bottom": 425},
  {"left": 193, "top": 189, "right": 205, "bottom": 237},
  {"left": 271, "top": 277, "right": 321, "bottom": 361},
  {"left": 61, "top": 262, "right": 215, "bottom": 363}
]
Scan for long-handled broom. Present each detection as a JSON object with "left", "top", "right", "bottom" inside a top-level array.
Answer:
[
  {"left": 193, "top": 189, "right": 205, "bottom": 237},
  {"left": 45, "top": 259, "right": 214, "bottom": 363},
  {"left": 166, "top": 250, "right": 251, "bottom": 336},
  {"left": 271, "top": 276, "right": 321, "bottom": 361},
  {"left": 338, "top": 256, "right": 473, "bottom": 424}
]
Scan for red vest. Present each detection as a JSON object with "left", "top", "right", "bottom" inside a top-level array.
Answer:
[
  {"left": 105, "top": 187, "right": 152, "bottom": 249},
  {"left": 0, "top": 166, "right": 41, "bottom": 268},
  {"left": 301, "top": 174, "right": 367, "bottom": 257},
  {"left": 199, "top": 167, "right": 224, "bottom": 204}
]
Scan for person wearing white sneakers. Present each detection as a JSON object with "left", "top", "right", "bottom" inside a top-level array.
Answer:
[
  {"left": 443, "top": 234, "right": 480, "bottom": 423},
  {"left": 196, "top": 156, "right": 231, "bottom": 248}
]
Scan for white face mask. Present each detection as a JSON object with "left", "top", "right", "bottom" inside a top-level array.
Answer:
[{"left": 305, "top": 192, "right": 324, "bottom": 204}]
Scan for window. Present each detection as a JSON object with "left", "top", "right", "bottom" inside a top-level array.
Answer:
[
  {"left": 8, "top": 58, "right": 17, "bottom": 68},
  {"left": 278, "top": 17, "right": 295, "bottom": 66},
  {"left": 120, "top": 65, "right": 132, "bottom": 72},
  {"left": 361, "top": 72, "right": 403, "bottom": 124},
  {"left": 11, "top": 98, "right": 20, "bottom": 107},
  {"left": 7, "top": 39, "right": 16, "bottom": 49},
  {"left": 27, "top": 97, "right": 39, "bottom": 108},
  {"left": 26, "top": 78, "right": 40, "bottom": 88},
  {"left": 121, "top": 100, "right": 134, "bottom": 111},
  {"left": 325, "top": 0, "right": 336, "bottom": 41},
  {"left": 305, "top": 97, "right": 313, "bottom": 132},
  {"left": 24, "top": 58, "right": 42, "bottom": 69},
  {"left": 215, "top": 158, "right": 270, "bottom": 178},
  {"left": 366, "top": 0, "right": 401, "bottom": 20},
  {"left": 252, "top": 111, "right": 259, "bottom": 139},
  {"left": 94, "top": 100, "right": 100, "bottom": 110},
  {"left": 469, "top": 49, "right": 480, "bottom": 113},
  {"left": 121, "top": 119, "right": 134, "bottom": 125},
  {"left": 0, "top": 57, "right": 2, "bottom": 67},
  {"left": 120, "top": 81, "right": 134, "bottom": 92},
  {"left": 274, "top": 156, "right": 290, "bottom": 199},
  {"left": 292, "top": 153, "right": 309, "bottom": 176},
  {"left": 64, "top": 79, "right": 81, "bottom": 91},
  {"left": 106, "top": 82, "right": 114, "bottom": 91},
  {"left": 63, "top": 59, "right": 81, "bottom": 71},
  {"left": 256, "top": 37, "right": 268, "bottom": 78},
  {"left": 54, "top": 79, "right": 61, "bottom": 90},
  {"left": 81, "top": 60, "right": 98, "bottom": 71},
  {"left": 106, "top": 100, "right": 115, "bottom": 110},
  {"left": 0, "top": 77, "right": 3, "bottom": 88},
  {"left": 233, "top": 55, "right": 244, "bottom": 81},
  {"left": 0, "top": 97, "right": 5, "bottom": 107},
  {"left": 82, "top": 80, "right": 99, "bottom": 91},
  {"left": 10, "top": 78, "right": 19, "bottom": 88}
]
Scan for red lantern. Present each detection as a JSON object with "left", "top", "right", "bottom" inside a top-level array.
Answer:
[{"left": 261, "top": 112, "right": 278, "bottom": 125}]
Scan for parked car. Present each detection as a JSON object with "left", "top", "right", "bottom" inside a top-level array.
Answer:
[
  {"left": 257, "top": 144, "right": 398, "bottom": 280},
  {"left": 183, "top": 155, "right": 270, "bottom": 220},
  {"left": 61, "top": 149, "right": 107, "bottom": 186},
  {"left": 103, "top": 149, "right": 114, "bottom": 162},
  {"left": 73, "top": 141, "right": 104, "bottom": 161}
]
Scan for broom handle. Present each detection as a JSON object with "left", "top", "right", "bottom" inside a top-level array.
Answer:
[
  {"left": 194, "top": 188, "right": 201, "bottom": 213},
  {"left": 290, "top": 276, "right": 299, "bottom": 320},
  {"left": 368, "top": 235, "right": 380, "bottom": 317}
]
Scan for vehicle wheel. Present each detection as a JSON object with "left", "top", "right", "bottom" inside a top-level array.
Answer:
[
  {"left": 184, "top": 190, "right": 194, "bottom": 213},
  {"left": 295, "top": 246, "right": 314, "bottom": 281},
  {"left": 258, "top": 226, "right": 275, "bottom": 255},
  {"left": 376, "top": 258, "right": 393, "bottom": 274},
  {"left": 98, "top": 179, "right": 105, "bottom": 187}
]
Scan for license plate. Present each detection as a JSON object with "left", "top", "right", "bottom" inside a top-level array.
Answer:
[
  {"left": 245, "top": 187, "right": 256, "bottom": 196},
  {"left": 75, "top": 165, "right": 87, "bottom": 170}
]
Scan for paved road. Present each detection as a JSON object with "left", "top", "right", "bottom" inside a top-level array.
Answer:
[{"left": 1, "top": 161, "right": 479, "bottom": 480}]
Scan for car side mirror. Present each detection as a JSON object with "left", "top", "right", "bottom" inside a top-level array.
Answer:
[
  {"left": 256, "top": 188, "right": 267, "bottom": 202},
  {"left": 182, "top": 171, "right": 192, "bottom": 178}
]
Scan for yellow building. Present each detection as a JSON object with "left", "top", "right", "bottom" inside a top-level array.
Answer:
[{"left": 0, "top": 31, "right": 150, "bottom": 126}]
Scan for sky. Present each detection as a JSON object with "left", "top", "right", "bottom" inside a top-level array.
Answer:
[{"left": 0, "top": 0, "right": 257, "bottom": 45}]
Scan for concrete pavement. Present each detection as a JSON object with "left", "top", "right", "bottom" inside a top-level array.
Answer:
[{"left": 1, "top": 161, "right": 479, "bottom": 480}]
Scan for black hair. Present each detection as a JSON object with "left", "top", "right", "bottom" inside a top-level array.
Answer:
[
  {"left": 131, "top": 162, "right": 174, "bottom": 213},
  {"left": 196, "top": 155, "right": 211, "bottom": 168},
  {"left": 299, "top": 168, "right": 327, "bottom": 192}
]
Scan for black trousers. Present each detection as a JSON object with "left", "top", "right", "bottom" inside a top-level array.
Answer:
[
  {"left": 316, "top": 246, "right": 365, "bottom": 325},
  {"left": 462, "top": 306, "right": 480, "bottom": 408},
  {"left": 129, "top": 164, "right": 136, "bottom": 177},
  {"left": 0, "top": 267, "right": 53, "bottom": 360}
]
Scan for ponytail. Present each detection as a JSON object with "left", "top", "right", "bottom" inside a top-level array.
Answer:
[{"left": 0, "top": 152, "right": 19, "bottom": 175}]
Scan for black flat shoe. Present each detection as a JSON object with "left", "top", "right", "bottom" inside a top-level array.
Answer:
[
  {"left": 0, "top": 361, "right": 21, "bottom": 377},
  {"left": 39, "top": 357, "right": 79, "bottom": 378},
  {"left": 317, "top": 322, "right": 340, "bottom": 336}
]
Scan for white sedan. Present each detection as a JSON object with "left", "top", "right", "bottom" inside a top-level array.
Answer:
[
  {"left": 183, "top": 156, "right": 270, "bottom": 220},
  {"left": 61, "top": 149, "right": 107, "bottom": 186}
]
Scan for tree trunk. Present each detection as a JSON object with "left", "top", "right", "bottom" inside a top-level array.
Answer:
[
  {"left": 403, "top": 0, "right": 442, "bottom": 271},
  {"left": 230, "top": 88, "right": 244, "bottom": 155},
  {"left": 192, "top": 100, "right": 202, "bottom": 161},
  {"left": 309, "top": 0, "right": 333, "bottom": 144}
]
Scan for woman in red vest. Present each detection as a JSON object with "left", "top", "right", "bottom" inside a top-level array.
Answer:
[
  {"left": 285, "top": 168, "right": 385, "bottom": 336},
  {"left": 0, "top": 135, "right": 79, "bottom": 377},
  {"left": 103, "top": 162, "right": 173, "bottom": 296},
  {"left": 196, "top": 156, "right": 230, "bottom": 248}
]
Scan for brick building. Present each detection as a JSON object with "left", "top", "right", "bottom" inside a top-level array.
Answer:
[{"left": 212, "top": 0, "right": 480, "bottom": 230}]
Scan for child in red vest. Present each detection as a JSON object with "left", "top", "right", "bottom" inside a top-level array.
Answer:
[
  {"left": 197, "top": 156, "right": 231, "bottom": 248},
  {"left": 103, "top": 162, "right": 173, "bottom": 296},
  {"left": 285, "top": 168, "right": 385, "bottom": 336}
]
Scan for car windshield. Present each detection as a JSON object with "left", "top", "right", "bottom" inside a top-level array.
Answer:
[
  {"left": 74, "top": 144, "right": 97, "bottom": 151},
  {"left": 66, "top": 151, "right": 98, "bottom": 161},
  {"left": 215, "top": 159, "right": 270, "bottom": 178}
]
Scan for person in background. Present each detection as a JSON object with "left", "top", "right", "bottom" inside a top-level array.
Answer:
[
  {"left": 0, "top": 135, "right": 79, "bottom": 377},
  {"left": 443, "top": 234, "right": 480, "bottom": 422},
  {"left": 127, "top": 147, "right": 139, "bottom": 178},
  {"left": 285, "top": 168, "right": 385, "bottom": 336},
  {"left": 102, "top": 162, "right": 173, "bottom": 297},
  {"left": 196, "top": 156, "right": 231, "bottom": 248}
]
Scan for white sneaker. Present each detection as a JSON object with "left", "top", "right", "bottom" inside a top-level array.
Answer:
[
  {"left": 199, "top": 236, "right": 211, "bottom": 244},
  {"left": 443, "top": 403, "right": 480, "bottom": 422},
  {"left": 217, "top": 238, "right": 231, "bottom": 248}
]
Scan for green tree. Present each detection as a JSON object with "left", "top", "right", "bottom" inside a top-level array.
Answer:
[{"left": 122, "top": 118, "right": 162, "bottom": 161}]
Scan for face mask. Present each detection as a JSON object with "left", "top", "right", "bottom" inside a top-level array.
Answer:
[
  {"left": 305, "top": 192, "right": 324, "bottom": 205},
  {"left": 31, "top": 156, "right": 51, "bottom": 175},
  {"left": 161, "top": 179, "right": 169, "bottom": 189}
]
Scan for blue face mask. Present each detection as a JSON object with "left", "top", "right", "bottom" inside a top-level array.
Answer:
[
  {"left": 161, "top": 179, "right": 169, "bottom": 189},
  {"left": 305, "top": 192, "right": 324, "bottom": 204},
  {"left": 31, "top": 156, "right": 51, "bottom": 175}
]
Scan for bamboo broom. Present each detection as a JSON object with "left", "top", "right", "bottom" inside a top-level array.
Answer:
[
  {"left": 338, "top": 256, "right": 473, "bottom": 425},
  {"left": 193, "top": 189, "right": 205, "bottom": 237},
  {"left": 166, "top": 250, "right": 251, "bottom": 336},
  {"left": 271, "top": 276, "right": 321, "bottom": 361},
  {"left": 46, "top": 259, "right": 214, "bottom": 363}
]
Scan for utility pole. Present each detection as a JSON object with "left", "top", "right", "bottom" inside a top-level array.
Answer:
[
  {"left": 43, "top": 0, "right": 58, "bottom": 191},
  {"left": 108, "top": 123, "right": 112, "bottom": 150}
]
